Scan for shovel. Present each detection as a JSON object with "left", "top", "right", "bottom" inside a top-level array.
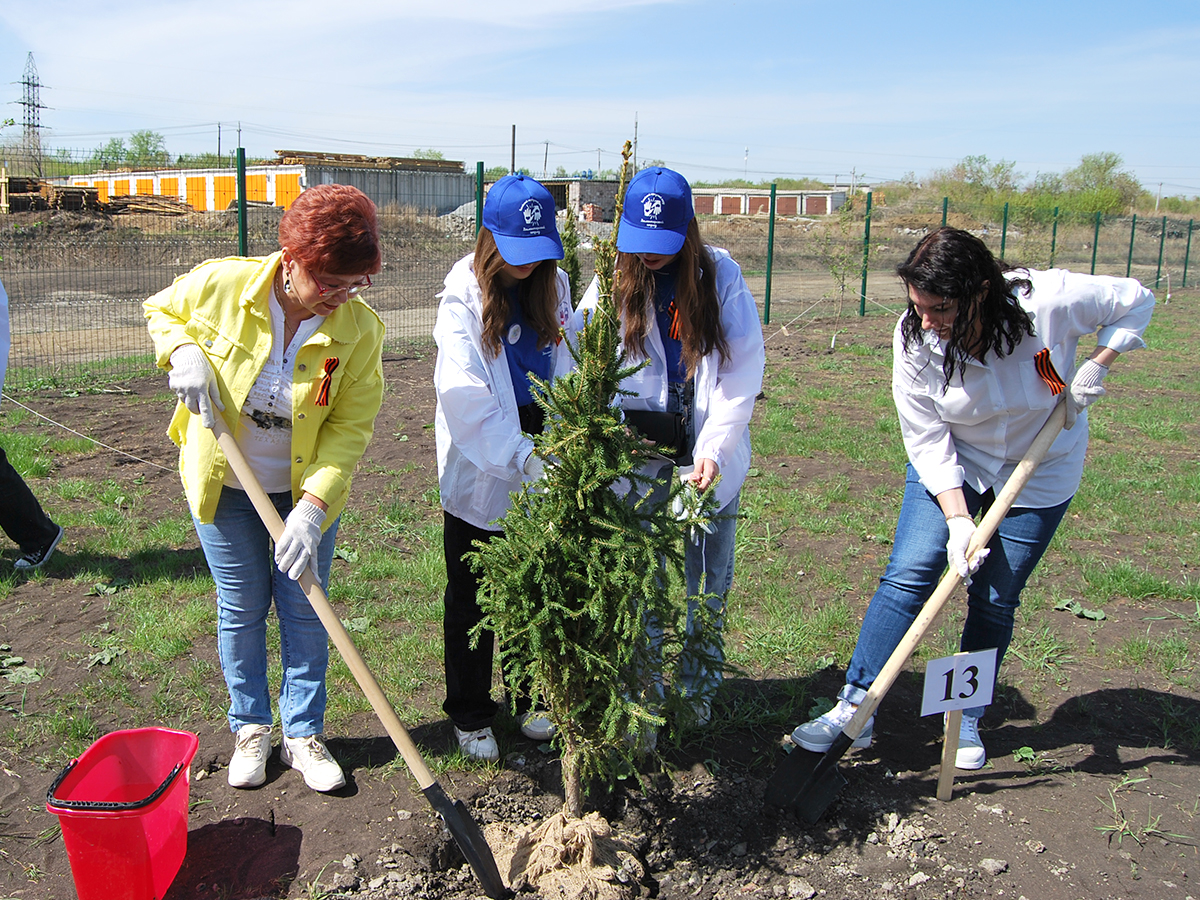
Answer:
[
  {"left": 766, "top": 400, "right": 1067, "bottom": 823},
  {"left": 211, "top": 417, "right": 511, "bottom": 900}
]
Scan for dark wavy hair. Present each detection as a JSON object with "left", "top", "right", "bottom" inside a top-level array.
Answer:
[
  {"left": 473, "top": 227, "right": 561, "bottom": 359},
  {"left": 279, "top": 184, "right": 381, "bottom": 275},
  {"left": 616, "top": 219, "right": 728, "bottom": 378},
  {"left": 898, "top": 227, "right": 1034, "bottom": 388}
]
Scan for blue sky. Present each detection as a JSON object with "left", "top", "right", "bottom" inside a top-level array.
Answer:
[{"left": 2, "top": 0, "right": 1198, "bottom": 194}]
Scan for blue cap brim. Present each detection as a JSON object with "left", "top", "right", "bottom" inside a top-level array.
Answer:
[
  {"left": 616, "top": 223, "right": 687, "bottom": 256},
  {"left": 493, "top": 232, "right": 565, "bottom": 266}
]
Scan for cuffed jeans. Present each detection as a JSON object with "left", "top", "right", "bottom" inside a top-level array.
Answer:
[
  {"left": 841, "top": 463, "right": 1070, "bottom": 720},
  {"left": 193, "top": 486, "right": 339, "bottom": 738}
]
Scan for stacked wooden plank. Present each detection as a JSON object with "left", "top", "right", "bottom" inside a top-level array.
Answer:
[
  {"left": 272, "top": 150, "right": 464, "bottom": 173},
  {"left": 106, "top": 193, "right": 194, "bottom": 216}
]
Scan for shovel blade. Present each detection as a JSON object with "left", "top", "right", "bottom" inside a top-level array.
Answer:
[
  {"left": 422, "top": 782, "right": 511, "bottom": 899},
  {"left": 764, "top": 731, "right": 854, "bottom": 823}
]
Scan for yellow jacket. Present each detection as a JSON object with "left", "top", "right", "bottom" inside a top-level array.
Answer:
[{"left": 144, "top": 252, "right": 385, "bottom": 526}]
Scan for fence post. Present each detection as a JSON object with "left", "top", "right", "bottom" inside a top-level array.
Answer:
[
  {"left": 1050, "top": 206, "right": 1059, "bottom": 268},
  {"left": 1184, "top": 219, "right": 1194, "bottom": 288},
  {"left": 475, "top": 162, "right": 484, "bottom": 237},
  {"left": 999, "top": 201, "right": 1009, "bottom": 258},
  {"left": 236, "top": 147, "right": 248, "bottom": 257},
  {"left": 1125, "top": 214, "right": 1137, "bottom": 277},
  {"left": 764, "top": 182, "right": 776, "bottom": 325},
  {"left": 1155, "top": 215, "right": 1167, "bottom": 289},
  {"left": 859, "top": 191, "right": 873, "bottom": 317},
  {"left": 941, "top": 197, "right": 948, "bottom": 227},
  {"left": 1091, "top": 212, "right": 1101, "bottom": 275}
]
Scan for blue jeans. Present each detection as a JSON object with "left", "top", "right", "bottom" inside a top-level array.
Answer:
[
  {"left": 193, "top": 487, "right": 339, "bottom": 737},
  {"left": 642, "top": 381, "right": 741, "bottom": 703},
  {"left": 841, "top": 464, "right": 1070, "bottom": 720}
]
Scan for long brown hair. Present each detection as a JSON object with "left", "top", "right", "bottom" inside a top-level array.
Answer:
[
  {"left": 473, "top": 227, "right": 561, "bottom": 359},
  {"left": 616, "top": 219, "right": 728, "bottom": 378}
]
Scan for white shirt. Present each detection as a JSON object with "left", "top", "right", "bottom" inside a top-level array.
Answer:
[
  {"left": 576, "top": 247, "right": 765, "bottom": 511},
  {"left": 893, "top": 268, "right": 1154, "bottom": 509},
  {"left": 434, "top": 254, "right": 577, "bottom": 531}
]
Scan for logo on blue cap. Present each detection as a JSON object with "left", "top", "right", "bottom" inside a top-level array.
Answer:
[
  {"left": 640, "top": 193, "right": 666, "bottom": 227},
  {"left": 520, "top": 198, "right": 544, "bottom": 232}
]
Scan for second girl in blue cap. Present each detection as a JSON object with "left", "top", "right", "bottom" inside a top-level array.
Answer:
[
  {"left": 434, "top": 174, "right": 577, "bottom": 760},
  {"left": 577, "top": 167, "right": 765, "bottom": 728}
]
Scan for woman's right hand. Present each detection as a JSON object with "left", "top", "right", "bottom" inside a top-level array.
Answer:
[
  {"left": 168, "top": 343, "right": 224, "bottom": 429},
  {"left": 945, "top": 515, "right": 990, "bottom": 582}
]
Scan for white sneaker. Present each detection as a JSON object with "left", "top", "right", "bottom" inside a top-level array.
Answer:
[
  {"left": 791, "top": 699, "right": 874, "bottom": 753},
  {"left": 281, "top": 734, "right": 346, "bottom": 791},
  {"left": 454, "top": 726, "right": 499, "bottom": 761},
  {"left": 519, "top": 711, "right": 556, "bottom": 741},
  {"left": 955, "top": 714, "right": 986, "bottom": 770},
  {"left": 228, "top": 724, "right": 272, "bottom": 788}
]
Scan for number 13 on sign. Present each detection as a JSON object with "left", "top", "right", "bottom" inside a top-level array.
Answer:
[{"left": 920, "top": 648, "right": 998, "bottom": 717}]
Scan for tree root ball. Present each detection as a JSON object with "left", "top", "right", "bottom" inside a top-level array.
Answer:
[{"left": 485, "top": 809, "right": 645, "bottom": 899}]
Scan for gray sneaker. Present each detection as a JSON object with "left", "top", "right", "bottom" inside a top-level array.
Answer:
[{"left": 791, "top": 699, "right": 874, "bottom": 752}]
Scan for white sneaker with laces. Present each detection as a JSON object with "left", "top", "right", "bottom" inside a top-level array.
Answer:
[
  {"left": 454, "top": 726, "right": 499, "bottom": 761},
  {"left": 281, "top": 734, "right": 346, "bottom": 791},
  {"left": 228, "top": 723, "right": 272, "bottom": 788},
  {"left": 955, "top": 714, "right": 986, "bottom": 770},
  {"left": 791, "top": 699, "right": 874, "bottom": 752},
  {"left": 519, "top": 712, "right": 556, "bottom": 741}
]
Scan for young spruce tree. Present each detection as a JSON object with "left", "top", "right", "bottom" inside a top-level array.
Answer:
[{"left": 471, "top": 142, "right": 716, "bottom": 819}]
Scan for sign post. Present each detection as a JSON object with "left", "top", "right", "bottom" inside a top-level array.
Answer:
[{"left": 920, "top": 648, "right": 998, "bottom": 801}]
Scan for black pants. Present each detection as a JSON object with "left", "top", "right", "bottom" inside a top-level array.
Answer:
[{"left": 0, "top": 444, "right": 59, "bottom": 554}]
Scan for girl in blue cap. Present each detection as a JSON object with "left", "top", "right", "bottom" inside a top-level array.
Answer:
[
  {"left": 576, "top": 166, "right": 765, "bottom": 729},
  {"left": 434, "top": 174, "right": 576, "bottom": 760}
]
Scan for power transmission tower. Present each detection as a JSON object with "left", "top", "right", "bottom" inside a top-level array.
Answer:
[{"left": 17, "top": 53, "right": 47, "bottom": 177}]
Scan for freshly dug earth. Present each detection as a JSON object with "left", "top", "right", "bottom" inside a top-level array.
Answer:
[{"left": 0, "top": 315, "right": 1196, "bottom": 900}]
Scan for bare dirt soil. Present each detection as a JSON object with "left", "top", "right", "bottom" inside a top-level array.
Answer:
[{"left": 1, "top": 316, "right": 1197, "bottom": 900}]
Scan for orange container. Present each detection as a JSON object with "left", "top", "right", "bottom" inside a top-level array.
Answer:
[{"left": 46, "top": 727, "right": 199, "bottom": 900}]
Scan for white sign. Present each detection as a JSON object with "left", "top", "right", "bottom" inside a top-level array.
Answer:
[{"left": 920, "top": 648, "right": 998, "bottom": 717}]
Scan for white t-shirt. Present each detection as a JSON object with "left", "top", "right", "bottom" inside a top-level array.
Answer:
[{"left": 224, "top": 293, "right": 324, "bottom": 494}]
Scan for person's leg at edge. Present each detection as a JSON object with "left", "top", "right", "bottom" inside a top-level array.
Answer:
[
  {"left": 194, "top": 488, "right": 276, "bottom": 733},
  {"left": 0, "top": 445, "right": 61, "bottom": 555},
  {"left": 441, "top": 511, "right": 500, "bottom": 732},
  {"left": 273, "top": 491, "right": 339, "bottom": 738}
]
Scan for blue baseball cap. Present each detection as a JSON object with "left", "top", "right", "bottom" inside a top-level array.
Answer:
[
  {"left": 483, "top": 174, "right": 564, "bottom": 266},
  {"left": 617, "top": 166, "right": 694, "bottom": 256}
]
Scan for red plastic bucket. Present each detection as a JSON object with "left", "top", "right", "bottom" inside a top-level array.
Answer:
[{"left": 46, "top": 727, "right": 199, "bottom": 900}]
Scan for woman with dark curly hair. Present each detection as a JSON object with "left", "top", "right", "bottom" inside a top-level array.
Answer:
[
  {"left": 791, "top": 227, "right": 1154, "bottom": 769},
  {"left": 145, "top": 184, "right": 385, "bottom": 792}
]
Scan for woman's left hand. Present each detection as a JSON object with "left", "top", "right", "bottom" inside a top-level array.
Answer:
[
  {"left": 275, "top": 497, "right": 327, "bottom": 581},
  {"left": 688, "top": 458, "right": 720, "bottom": 492}
]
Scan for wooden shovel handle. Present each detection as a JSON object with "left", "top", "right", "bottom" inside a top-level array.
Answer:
[
  {"left": 211, "top": 417, "right": 438, "bottom": 790},
  {"left": 842, "top": 400, "right": 1067, "bottom": 740}
]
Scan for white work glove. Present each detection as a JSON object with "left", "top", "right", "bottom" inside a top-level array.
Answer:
[
  {"left": 945, "top": 515, "right": 990, "bottom": 583},
  {"left": 1064, "top": 359, "right": 1108, "bottom": 430},
  {"left": 671, "top": 480, "right": 717, "bottom": 546},
  {"left": 275, "top": 499, "right": 326, "bottom": 581},
  {"left": 523, "top": 453, "right": 546, "bottom": 481},
  {"left": 168, "top": 343, "right": 224, "bottom": 429}
]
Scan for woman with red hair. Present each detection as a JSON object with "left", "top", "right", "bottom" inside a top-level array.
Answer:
[{"left": 145, "top": 184, "right": 385, "bottom": 793}]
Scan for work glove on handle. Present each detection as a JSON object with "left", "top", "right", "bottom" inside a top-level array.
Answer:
[
  {"left": 1064, "top": 359, "right": 1108, "bottom": 430},
  {"left": 945, "top": 515, "right": 990, "bottom": 585},
  {"left": 168, "top": 343, "right": 224, "bottom": 430},
  {"left": 275, "top": 499, "right": 326, "bottom": 581}
]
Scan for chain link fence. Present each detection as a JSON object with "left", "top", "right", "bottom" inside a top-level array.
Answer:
[{"left": 1, "top": 193, "right": 1192, "bottom": 390}]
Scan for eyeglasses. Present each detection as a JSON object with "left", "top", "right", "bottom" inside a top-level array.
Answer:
[{"left": 313, "top": 273, "right": 372, "bottom": 298}]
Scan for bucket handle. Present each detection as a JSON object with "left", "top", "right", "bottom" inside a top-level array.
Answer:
[{"left": 47, "top": 761, "right": 186, "bottom": 812}]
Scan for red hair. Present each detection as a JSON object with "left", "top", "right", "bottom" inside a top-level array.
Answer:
[{"left": 278, "top": 184, "right": 381, "bottom": 275}]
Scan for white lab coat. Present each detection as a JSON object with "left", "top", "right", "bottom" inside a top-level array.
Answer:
[{"left": 434, "top": 254, "right": 577, "bottom": 531}]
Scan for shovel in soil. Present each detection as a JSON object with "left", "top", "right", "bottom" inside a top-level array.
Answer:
[
  {"left": 766, "top": 401, "right": 1066, "bottom": 823},
  {"left": 212, "top": 418, "right": 510, "bottom": 900}
]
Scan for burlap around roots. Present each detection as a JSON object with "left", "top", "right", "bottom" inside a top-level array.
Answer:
[{"left": 484, "top": 809, "right": 645, "bottom": 899}]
